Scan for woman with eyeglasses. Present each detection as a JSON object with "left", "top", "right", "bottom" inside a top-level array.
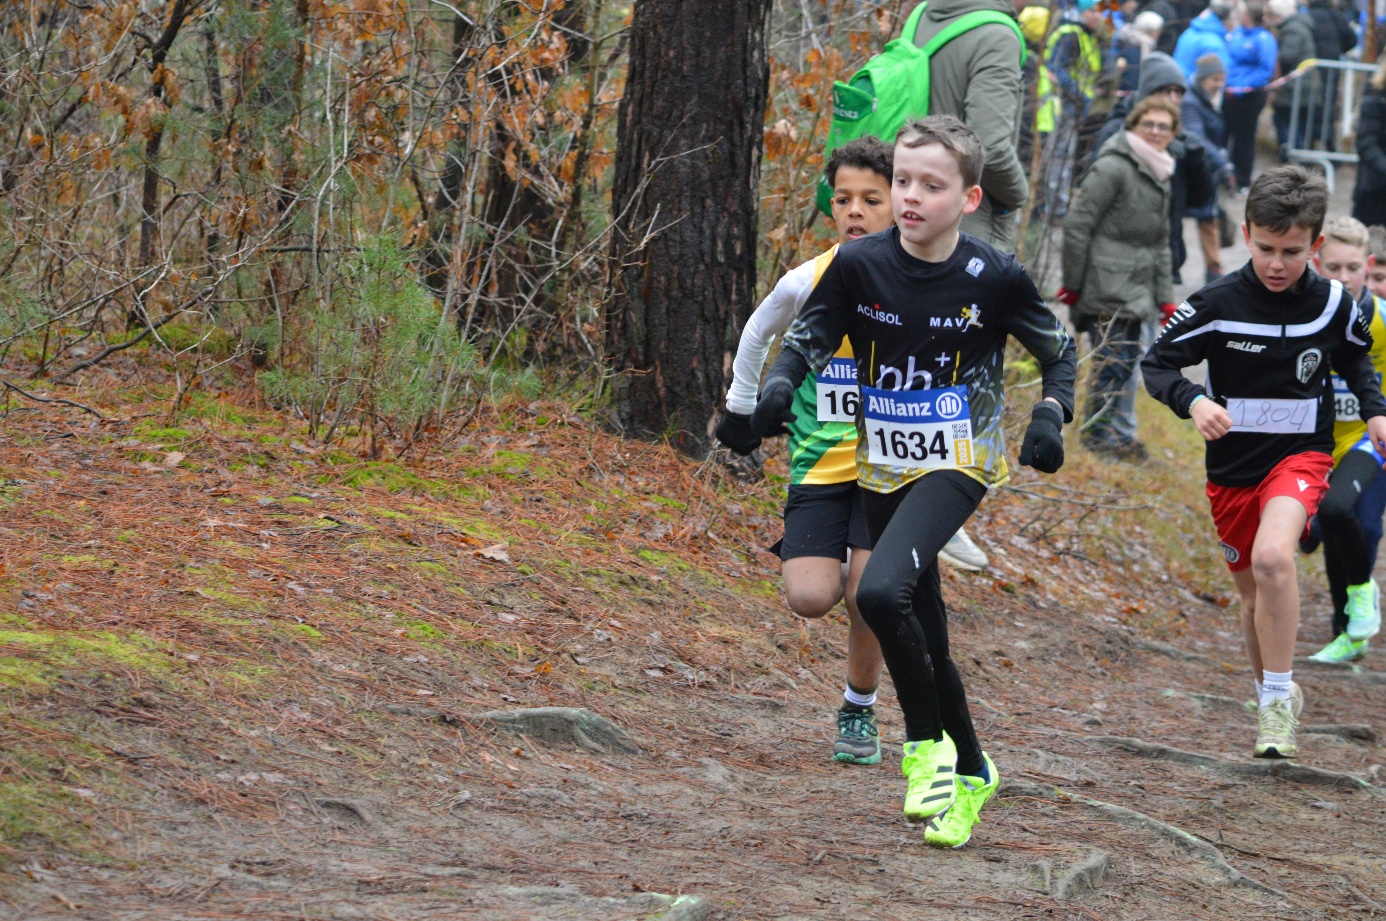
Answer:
[{"left": 1059, "top": 96, "right": 1182, "bottom": 462}]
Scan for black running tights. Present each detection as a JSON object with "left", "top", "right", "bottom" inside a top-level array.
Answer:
[
  {"left": 856, "top": 470, "right": 987, "bottom": 776},
  {"left": 1319, "top": 449, "right": 1383, "bottom": 635}
]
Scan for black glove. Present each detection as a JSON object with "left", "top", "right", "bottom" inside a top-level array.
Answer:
[
  {"left": 750, "top": 378, "right": 797, "bottom": 438},
  {"left": 715, "top": 410, "right": 761, "bottom": 456},
  {"left": 1019, "top": 401, "right": 1064, "bottom": 473}
]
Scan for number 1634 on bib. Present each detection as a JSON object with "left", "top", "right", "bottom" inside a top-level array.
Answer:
[{"left": 860, "top": 384, "right": 974, "bottom": 470}]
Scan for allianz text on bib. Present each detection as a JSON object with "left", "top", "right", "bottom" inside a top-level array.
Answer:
[{"left": 861, "top": 385, "right": 973, "bottom": 469}]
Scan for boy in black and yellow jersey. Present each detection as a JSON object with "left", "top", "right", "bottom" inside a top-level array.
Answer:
[
  {"left": 750, "top": 116, "right": 1076, "bottom": 847},
  {"left": 1305, "top": 216, "right": 1386, "bottom": 663},
  {"left": 716, "top": 138, "right": 894, "bottom": 766}
]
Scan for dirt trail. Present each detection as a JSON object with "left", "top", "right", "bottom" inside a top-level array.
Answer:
[{"left": 3, "top": 394, "right": 1386, "bottom": 920}]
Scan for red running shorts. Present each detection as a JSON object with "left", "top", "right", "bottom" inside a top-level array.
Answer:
[{"left": 1205, "top": 451, "right": 1333, "bottom": 572}]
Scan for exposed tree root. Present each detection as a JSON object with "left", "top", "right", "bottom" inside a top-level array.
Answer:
[
  {"left": 1000, "top": 779, "right": 1291, "bottom": 901},
  {"left": 1160, "top": 688, "right": 1249, "bottom": 709},
  {"left": 1053, "top": 849, "right": 1112, "bottom": 900},
  {"left": 1090, "top": 736, "right": 1376, "bottom": 792},
  {"left": 1133, "top": 639, "right": 1222, "bottom": 665},
  {"left": 476, "top": 707, "right": 643, "bottom": 754},
  {"left": 1294, "top": 658, "right": 1386, "bottom": 685},
  {"left": 1303, "top": 723, "right": 1377, "bottom": 742}
]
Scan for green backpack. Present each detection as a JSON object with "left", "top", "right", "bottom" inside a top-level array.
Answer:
[{"left": 816, "top": 2, "right": 1026, "bottom": 215}]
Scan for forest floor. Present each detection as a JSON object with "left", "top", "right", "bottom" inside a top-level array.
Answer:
[{"left": 3, "top": 364, "right": 1386, "bottom": 921}]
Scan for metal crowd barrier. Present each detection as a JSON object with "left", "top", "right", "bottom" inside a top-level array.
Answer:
[{"left": 1283, "top": 57, "right": 1379, "bottom": 192}]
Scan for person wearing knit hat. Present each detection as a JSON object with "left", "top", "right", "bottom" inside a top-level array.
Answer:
[
  {"left": 1184, "top": 53, "right": 1234, "bottom": 283},
  {"left": 1018, "top": 5, "right": 1050, "bottom": 45},
  {"left": 1194, "top": 50, "right": 1226, "bottom": 84}
]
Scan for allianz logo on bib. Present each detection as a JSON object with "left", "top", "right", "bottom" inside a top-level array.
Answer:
[
  {"left": 820, "top": 358, "right": 857, "bottom": 381},
  {"left": 857, "top": 303, "right": 902, "bottom": 325},
  {"left": 866, "top": 394, "right": 936, "bottom": 417},
  {"left": 863, "top": 384, "right": 968, "bottom": 421}
]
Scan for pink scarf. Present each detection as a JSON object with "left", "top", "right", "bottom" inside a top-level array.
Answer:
[{"left": 1124, "top": 130, "right": 1175, "bottom": 182}]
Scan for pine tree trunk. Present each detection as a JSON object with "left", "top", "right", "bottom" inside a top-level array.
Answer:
[
  {"left": 606, "top": 0, "right": 774, "bottom": 455},
  {"left": 132, "top": 0, "right": 191, "bottom": 329}
]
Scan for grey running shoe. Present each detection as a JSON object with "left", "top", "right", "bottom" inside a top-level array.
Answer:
[
  {"left": 938, "top": 528, "right": 987, "bottom": 571},
  {"left": 833, "top": 705, "right": 881, "bottom": 765},
  {"left": 1254, "top": 692, "right": 1300, "bottom": 759}
]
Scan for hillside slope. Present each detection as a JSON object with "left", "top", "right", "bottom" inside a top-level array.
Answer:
[{"left": 2, "top": 387, "right": 1385, "bottom": 920}]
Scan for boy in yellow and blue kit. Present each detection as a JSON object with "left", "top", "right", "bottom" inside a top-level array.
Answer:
[
  {"left": 716, "top": 138, "right": 894, "bottom": 766},
  {"left": 1304, "top": 217, "right": 1386, "bottom": 662}
]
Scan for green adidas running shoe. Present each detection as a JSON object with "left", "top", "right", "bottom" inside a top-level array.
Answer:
[
  {"left": 901, "top": 733, "right": 957, "bottom": 820},
  {"left": 833, "top": 705, "right": 881, "bottom": 765},
  {"left": 1345, "top": 578, "right": 1381, "bottom": 641},
  {"left": 925, "top": 752, "right": 999, "bottom": 848},
  {"left": 1309, "top": 633, "right": 1369, "bottom": 663}
]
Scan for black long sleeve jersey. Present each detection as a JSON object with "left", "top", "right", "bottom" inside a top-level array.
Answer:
[
  {"left": 1142, "top": 262, "right": 1386, "bottom": 487},
  {"left": 777, "top": 228, "right": 1077, "bottom": 493}
]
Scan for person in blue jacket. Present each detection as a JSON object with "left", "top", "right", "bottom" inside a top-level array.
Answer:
[
  {"left": 1173, "top": 0, "right": 1233, "bottom": 78},
  {"left": 1222, "top": 0, "right": 1277, "bottom": 190}
]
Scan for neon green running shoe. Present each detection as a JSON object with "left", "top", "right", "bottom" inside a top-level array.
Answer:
[
  {"left": 1254, "top": 695, "right": 1299, "bottom": 759},
  {"left": 832, "top": 705, "right": 881, "bottom": 765},
  {"left": 1309, "top": 633, "right": 1369, "bottom": 663},
  {"left": 1345, "top": 578, "right": 1381, "bottom": 641},
  {"left": 925, "top": 752, "right": 999, "bottom": 848},
  {"left": 901, "top": 733, "right": 957, "bottom": 820}
]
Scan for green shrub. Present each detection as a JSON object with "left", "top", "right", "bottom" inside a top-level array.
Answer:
[{"left": 257, "top": 236, "right": 477, "bottom": 456}]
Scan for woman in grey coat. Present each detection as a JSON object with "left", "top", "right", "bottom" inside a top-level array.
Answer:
[{"left": 1059, "top": 95, "right": 1179, "bottom": 461}]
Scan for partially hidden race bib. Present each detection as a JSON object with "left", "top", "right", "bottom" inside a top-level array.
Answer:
[
  {"left": 1225, "top": 397, "right": 1317, "bottom": 434},
  {"left": 816, "top": 357, "right": 859, "bottom": 422},
  {"left": 1332, "top": 373, "right": 1381, "bottom": 423},
  {"left": 861, "top": 384, "right": 973, "bottom": 469},
  {"left": 1350, "top": 434, "right": 1386, "bottom": 466}
]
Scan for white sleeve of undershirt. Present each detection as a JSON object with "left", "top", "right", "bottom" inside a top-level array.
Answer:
[{"left": 724, "top": 259, "right": 817, "bottom": 415}]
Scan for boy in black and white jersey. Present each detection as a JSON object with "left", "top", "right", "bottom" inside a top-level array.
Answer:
[
  {"left": 1143, "top": 166, "right": 1386, "bottom": 759},
  {"left": 750, "top": 115, "right": 1077, "bottom": 847}
]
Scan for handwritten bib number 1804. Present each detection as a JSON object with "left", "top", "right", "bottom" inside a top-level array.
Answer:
[
  {"left": 1225, "top": 397, "right": 1317, "bottom": 434},
  {"left": 861, "top": 384, "right": 973, "bottom": 470}
]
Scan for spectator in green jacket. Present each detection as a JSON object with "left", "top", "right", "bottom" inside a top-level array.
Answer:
[{"left": 1059, "top": 95, "right": 1180, "bottom": 462}]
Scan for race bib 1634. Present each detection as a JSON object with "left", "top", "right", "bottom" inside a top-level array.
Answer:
[{"left": 861, "top": 384, "right": 973, "bottom": 470}]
